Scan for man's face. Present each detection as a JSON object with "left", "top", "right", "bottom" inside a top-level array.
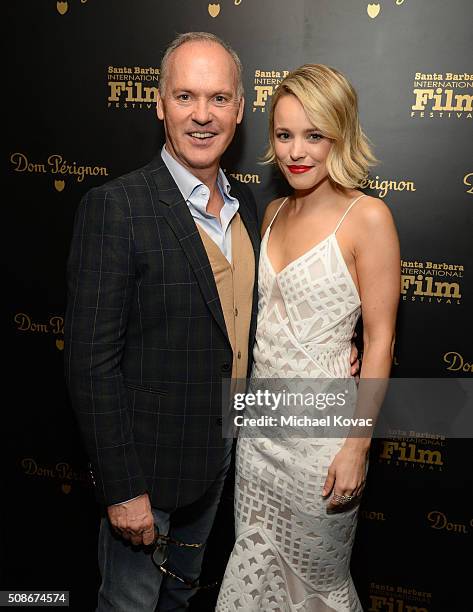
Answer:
[{"left": 157, "top": 41, "right": 244, "bottom": 176}]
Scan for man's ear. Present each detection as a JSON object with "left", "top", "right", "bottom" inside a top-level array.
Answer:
[
  {"left": 236, "top": 96, "right": 245, "bottom": 124},
  {"left": 156, "top": 91, "right": 164, "bottom": 120}
]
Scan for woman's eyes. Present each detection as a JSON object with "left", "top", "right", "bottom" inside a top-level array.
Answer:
[{"left": 276, "top": 132, "right": 323, "bottom": 141}]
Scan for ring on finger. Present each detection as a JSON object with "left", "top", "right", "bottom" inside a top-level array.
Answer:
[{"left": 333, "top": 493, "right": 354, "bottom": 504}]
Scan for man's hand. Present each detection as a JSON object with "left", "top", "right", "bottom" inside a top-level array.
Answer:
[
  {"left": 350, "top": 334, "right": 361, "bottom": 378},
  {"left": 107, "top": 493, "right": 155, "bottom": 546}
]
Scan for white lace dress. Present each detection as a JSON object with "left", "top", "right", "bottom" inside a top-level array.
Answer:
[{"left": 216, "top": 196, "right": 366, "bottom": 612}]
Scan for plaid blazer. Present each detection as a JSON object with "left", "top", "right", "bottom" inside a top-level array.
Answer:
[{"left": 64, "top": 157, "right": 260, "bottom": 511}]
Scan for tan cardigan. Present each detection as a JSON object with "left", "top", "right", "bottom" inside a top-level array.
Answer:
[{"left": 197, "top": 212, "right": 255, "bottom": 379}]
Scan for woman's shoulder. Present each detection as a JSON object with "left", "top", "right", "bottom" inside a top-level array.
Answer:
[
  {"left": 261, "top": 196, "right": 290, "bottom": 236},
  {"left": 265, "top": 196, "right": 289, "bottom": 214},
  {"left": 350, "top": 192, "right": 394, "bottom": 228},
  {"left": 343, "top": 193, "right": 398, "bottom": 251}
]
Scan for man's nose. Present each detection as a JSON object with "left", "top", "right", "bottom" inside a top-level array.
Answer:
[
  {"left": 192, "top": 99, "right": 211, "bottom": 125},
  {"left": 289, "top": 137, "right": 305, "bottom": 160}
]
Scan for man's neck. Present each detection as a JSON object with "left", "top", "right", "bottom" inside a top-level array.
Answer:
[
  {"left": 162, "top": 145, "right": 224, "bottom": 219},
  {"left": 206, "top": 187, "right": 224, "bottom": 220},
  {"left": 193, "top": 167, "right": 220, "bottom": 192},
  {"left": 190, "top": 166, "right": 223, "bottom": 218},
  {"left": 163, "top": 145, "right": 220, "bottom": 190}
]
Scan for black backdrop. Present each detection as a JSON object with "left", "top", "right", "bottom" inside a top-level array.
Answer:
[{"left": 5, "top": 1, "right": 473, "bottom": 611}]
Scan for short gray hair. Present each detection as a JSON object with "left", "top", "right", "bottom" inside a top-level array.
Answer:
[{"left": 159, "top": 32, "right": 244, "bottom": 99}]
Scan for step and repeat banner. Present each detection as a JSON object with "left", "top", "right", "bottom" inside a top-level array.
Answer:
[{"left": 5, "top": 1, "right": 472, "bottom": 610}]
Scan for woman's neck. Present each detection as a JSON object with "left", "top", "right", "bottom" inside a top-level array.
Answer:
[{"left": 292, "top": 176, "right": 346, "bottom": 214}]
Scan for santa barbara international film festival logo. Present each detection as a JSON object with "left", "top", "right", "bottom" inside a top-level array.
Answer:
[
  {"left": 411, "top": 72, "right": 473, "bottom": 119},
  {"left": 107, "top": 65, "right": 160, "bottom": 109},
  {"left": 252, "top": 68, "right": 289, "bottom": 112},
  {"left": 377, "top": 431, "right": 445, "bottom": 472},
  {"left": 367, "top": 580, "right": 432, "bottom": 612},
  {"left": 400, "top": 258, "right": 465, "bottom": 305}
]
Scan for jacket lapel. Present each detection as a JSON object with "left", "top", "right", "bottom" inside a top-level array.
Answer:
[
  {"left": 146, "top": 159, "right": 230, "bottom": 346},
  {"left": 236, "top": 198, "right": 260, "bottom": 268},
  {"left": 229, "top": 182, "right": 261, "bottom": 372}
]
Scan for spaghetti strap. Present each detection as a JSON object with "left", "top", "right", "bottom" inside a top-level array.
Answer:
[
  {"left": 333, "top": 194, "right": 366, "bottom": 234},
  {"left": 268, "top": 197, "right": 289, "bottom": 229}
]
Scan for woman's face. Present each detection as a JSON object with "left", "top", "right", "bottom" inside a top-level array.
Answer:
[{"left": 273, "top": 94, "right": 333, "bottom": 191}]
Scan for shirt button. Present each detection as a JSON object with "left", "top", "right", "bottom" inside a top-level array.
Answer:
[
  {"left": 237, "top": 351, "right": 241, "bottom": 359},
  {"left": 235, "top": 308, "right": 238, "bottom": 316}
]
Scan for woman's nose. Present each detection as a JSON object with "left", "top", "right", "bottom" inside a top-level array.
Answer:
[{"left": 289, "top": 138, "right": 305, "bottom": 160}]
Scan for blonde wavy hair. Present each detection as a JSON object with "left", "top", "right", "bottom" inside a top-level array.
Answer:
[{"left": 264, "top": 64, "right": 377, "bottom": 188}]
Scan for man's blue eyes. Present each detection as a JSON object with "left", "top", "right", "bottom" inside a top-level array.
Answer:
[{"left": 176, "top": 95, "right": 227, "bottom": 102}]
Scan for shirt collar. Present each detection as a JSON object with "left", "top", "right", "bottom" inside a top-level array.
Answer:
[
  {"left": 161, "top": 145, "right": 201, "bottom": 202},
  {"left": 160, "top": 145, "right": 233, "bottom": 202}
]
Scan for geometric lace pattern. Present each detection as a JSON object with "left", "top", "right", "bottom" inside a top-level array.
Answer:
[{"left": 216, "top": 196, "right": 365, "bottom": 611}]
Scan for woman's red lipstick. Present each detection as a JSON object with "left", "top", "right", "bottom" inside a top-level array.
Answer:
[{"left": 287, "top": 165, "right": 313, "bottom": 174}]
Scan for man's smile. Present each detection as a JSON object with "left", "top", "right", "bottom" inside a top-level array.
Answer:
[{"left": 188, "top": 131, "right": 215, "bottom": 139}]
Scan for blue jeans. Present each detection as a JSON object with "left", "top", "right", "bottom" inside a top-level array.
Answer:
[{"left": 96, "top": 444, "right": 232, "bottom": 611}]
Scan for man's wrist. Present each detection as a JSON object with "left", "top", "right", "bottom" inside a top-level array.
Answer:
[{"left": 111, "top": 494, "right": 144, "bottom": 507}]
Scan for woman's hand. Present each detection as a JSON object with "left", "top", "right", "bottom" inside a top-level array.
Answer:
[
  {"left": 322, "top": 445, "right": 368, "bottom": 512},
  {"left": 349, "top": 335, "right": 360, "bottom": 378}
]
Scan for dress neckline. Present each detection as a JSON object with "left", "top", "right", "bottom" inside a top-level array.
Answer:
[
  {"left": 263, "top": 194, "right": 365, "bottom": 295},
  {"left": 263, "top": 230, "right": 361, "bottom": 303},
  {"left": 264, "top": 227, "right": 334, "bottom": 277}
]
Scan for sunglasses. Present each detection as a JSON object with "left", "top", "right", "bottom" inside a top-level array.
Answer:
[{"left": 151, "top": 526, "right": 219, "bottom": 590}]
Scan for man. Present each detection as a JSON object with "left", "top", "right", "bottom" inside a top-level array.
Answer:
[
  {"left": 65, "top": 32, "right": 258, "bottom": 611},
  {"left": 65, "top": 32, "right": 358, "bottom": 611}
]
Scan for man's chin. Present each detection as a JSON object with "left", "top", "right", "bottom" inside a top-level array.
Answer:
[{"left": 184, "top": 153, "right": 222, "bottom": 171}]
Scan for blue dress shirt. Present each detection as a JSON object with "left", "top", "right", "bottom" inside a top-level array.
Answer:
[{"left": 161, "top": 146, "right": 239, "bottom": 263}]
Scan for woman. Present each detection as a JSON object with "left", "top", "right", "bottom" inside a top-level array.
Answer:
[{"left": 217, "top": 64, "right": 400, "bottom": 611}]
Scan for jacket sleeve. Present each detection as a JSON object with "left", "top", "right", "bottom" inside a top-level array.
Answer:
[{"left": 64, "top": 186, "right": 147, "bottom": 506}]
